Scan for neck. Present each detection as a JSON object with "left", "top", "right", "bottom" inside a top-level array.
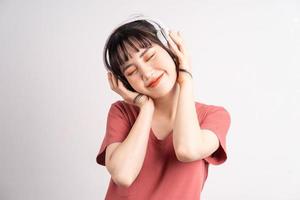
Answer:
[{"left": 153, "top": 83, "right": 180, "bottom": 121}]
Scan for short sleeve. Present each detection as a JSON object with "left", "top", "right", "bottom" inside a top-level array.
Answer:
[
  {"left": 96, "top": 101, "right": 131, "bottom": 166},
  {"left": 199, "top": 105, "right": 231, "bottom": 165}
]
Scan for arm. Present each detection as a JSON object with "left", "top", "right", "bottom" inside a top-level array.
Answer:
[
  {"left": 108, "top": 104, "right": 154, "bottom": 187},
  {"left": 173, "top": 75, "right": 220, "bottom": 162},
  {"left": 166, "top": 30, "right": 220, "bottom": 162}
]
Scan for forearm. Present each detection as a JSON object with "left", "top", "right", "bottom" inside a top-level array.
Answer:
[
  {"left": 173, "top": 78, "right": 204, "bottom": 160},
  {"left": 109, "top": 104, "right": 154, "bottom": 185}
]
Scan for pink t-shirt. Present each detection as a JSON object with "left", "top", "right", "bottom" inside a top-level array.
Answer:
[{"left": 96, "top": 100, "right": 231, "bottom": 200}]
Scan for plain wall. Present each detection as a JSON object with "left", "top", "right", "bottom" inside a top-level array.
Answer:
[{"left": 1, "top": 0, "right": 299, "bottom": 199}]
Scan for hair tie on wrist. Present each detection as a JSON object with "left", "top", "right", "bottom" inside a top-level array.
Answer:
[
  {"left": 133, "top": 94, "right": 141, "bottom": 104},
  {"left": 179, "top": 69, "right": 193, "bottom": 78}
]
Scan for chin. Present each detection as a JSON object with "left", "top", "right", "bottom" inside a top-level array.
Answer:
[{"left": 148, "top": 79, "right": 177, "bottom": 99}]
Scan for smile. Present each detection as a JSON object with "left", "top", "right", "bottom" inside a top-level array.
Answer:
[{"left": 148, "top": 73, "right": 164, "bottom": 88}]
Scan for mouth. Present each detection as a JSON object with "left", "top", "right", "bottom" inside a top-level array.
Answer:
[{"left": 147, "top": 73, "right": 164, "bottom": 88}]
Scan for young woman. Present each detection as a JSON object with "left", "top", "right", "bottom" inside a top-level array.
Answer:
[{"left": 96, "top": 16, "right": 231, "bottom": 200}]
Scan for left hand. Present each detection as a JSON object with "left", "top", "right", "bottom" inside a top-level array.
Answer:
[{"left": 167, "top": 30, "right": 192, "bottom": 85}]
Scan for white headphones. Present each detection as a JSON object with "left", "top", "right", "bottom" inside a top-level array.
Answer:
[{"left": 103, "top": 13, "right": 171, "bottom": 71}]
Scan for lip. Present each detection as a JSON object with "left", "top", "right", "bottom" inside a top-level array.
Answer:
[{"left": 148, "top": 73, "right": 164, "bottom": 88}]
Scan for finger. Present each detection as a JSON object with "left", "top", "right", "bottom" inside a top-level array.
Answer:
[
  {"left": 169, "top": 31, "right": 187, "bottom": 55},
  {"left": 110, "top": 72, "right": 118, "bottom": 88},
  {"left": 116, "top": 78, "right": 128, "bottom": 93},
  {"left": 116, "top": 78, "right": 137, "bottom": 98},
  {"left": 176, "top": 31, "right": 187, "bottom": 54},
  {"left": 107, "top": 72, "right": 114, "bottom": 89},
  {"left": 167, "top": 31, "right": 181, "bottom": 56}
]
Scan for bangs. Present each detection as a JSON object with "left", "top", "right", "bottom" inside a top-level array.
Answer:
[{"left": 108, "top": 32, "right": 155, "bottom": 74}]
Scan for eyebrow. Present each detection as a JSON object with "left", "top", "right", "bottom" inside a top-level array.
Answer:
[{"left": 122, "top": 47, "right": 152, "bottom": 73}]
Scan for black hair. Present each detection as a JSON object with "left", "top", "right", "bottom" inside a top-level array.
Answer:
[{"left": 103, "top": 19, "right": 179, "bottom": 92}]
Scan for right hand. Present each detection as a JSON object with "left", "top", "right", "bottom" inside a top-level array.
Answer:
[{"left": 107, "top": 71, "right": 154, "bottom": 109}]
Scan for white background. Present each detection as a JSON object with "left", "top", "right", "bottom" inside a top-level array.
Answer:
[{"left": 1, "top": 0, "right": 299, "bottom": 199}]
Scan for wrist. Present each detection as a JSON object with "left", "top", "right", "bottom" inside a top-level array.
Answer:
[
  {"left": 140, "top": 101, "right": 154, "bottom": 111},
  {"left": 177, "top": 70, "right": 193, "bottom": 86},
  {"left": 178, "top": 69, "right": 193, "bottom": 78}
]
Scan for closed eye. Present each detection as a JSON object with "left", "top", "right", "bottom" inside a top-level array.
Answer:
[
  {"left": 127, "top": 69, "right": 136, "bottom": 76},
  {"left": 126, "top": 53, "right": 156, "bottom": 76},
  {"left": 148, "top": 53, "right": 155, "bottom": 60}
]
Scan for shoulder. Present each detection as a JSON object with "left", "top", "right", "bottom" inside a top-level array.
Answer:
[
  {"left": 195, "top": 101, "right": 230, "bottom": 120},
  {"left": 108, "top": 100, "right": 140, "bottom": 122},
  {"left": 110, "top": 100, "right": 139, "bottom": 112}
]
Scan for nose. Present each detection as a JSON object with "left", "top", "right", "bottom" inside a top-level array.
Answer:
[{"left": 139, "top": 64, "right": 155, "bottom": 82}]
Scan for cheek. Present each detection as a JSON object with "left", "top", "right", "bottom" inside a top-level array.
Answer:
[
  {"left": 156, "top": 54, "right": 176, "bottom": 70},
  {"left": 163, "top": 57, "right": 177, "bottom": 75},
  {"left": 127, "top": 78, "right": 144, "bottom": 92}
]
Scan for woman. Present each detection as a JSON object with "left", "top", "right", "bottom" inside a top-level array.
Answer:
[{"left": 96, "top": 16, "right": 231, "bottom": 200}]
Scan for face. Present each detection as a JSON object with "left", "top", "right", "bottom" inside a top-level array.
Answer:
[{"left": 121, "top": 42, "right": 177, "bottom": 99}]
